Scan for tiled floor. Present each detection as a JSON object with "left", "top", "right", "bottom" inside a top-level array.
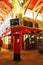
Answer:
[{"left": 0, "top": 49, "right": 43, "bottom": 65}]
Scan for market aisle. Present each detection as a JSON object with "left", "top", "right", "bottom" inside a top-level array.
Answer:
[{"left": 0, "top": 49, "right": 43, "bottom": 65}]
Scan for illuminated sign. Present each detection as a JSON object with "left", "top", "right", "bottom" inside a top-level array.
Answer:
[{"left": 10, "top": 18, "right": 19, "bottom": 27}]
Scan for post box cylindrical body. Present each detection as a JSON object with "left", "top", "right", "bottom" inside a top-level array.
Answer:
[{"left": 13, "top": 34, "right": 21, "bottom": 61}]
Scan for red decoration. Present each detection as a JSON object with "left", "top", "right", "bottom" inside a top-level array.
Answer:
[{"left": 3, "top": 0, "right": 12, "bottom": 8}]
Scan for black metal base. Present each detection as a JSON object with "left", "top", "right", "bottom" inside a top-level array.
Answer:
[{"left": 14, "top": 53, "right": 21, "bottom": 61}]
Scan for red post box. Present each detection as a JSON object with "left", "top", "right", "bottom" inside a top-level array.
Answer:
[{"left": 13, "top": 33, "right": 21, "bottom": 61}]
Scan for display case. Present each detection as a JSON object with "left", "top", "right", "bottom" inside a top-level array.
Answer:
[
  {"left": 36, "top": 32, "right": 43, "bottom": 49},
  {"left": 22, "top": 32, "right": 37, "bottom": 50}
]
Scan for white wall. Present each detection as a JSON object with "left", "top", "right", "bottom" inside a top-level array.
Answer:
[{"left": 0, "top": 14, "right": 11, "bottom": 37}]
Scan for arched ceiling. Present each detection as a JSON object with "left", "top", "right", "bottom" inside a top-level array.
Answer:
[
  {"left": 0, "top": 0, "right": 43, "bottom": 21},
  {"left": 23, "top": 0, "right": 43, "bottom": 13},
  {"left": 0, "top": 0, "right": 12, "bottom": 21},
  {"left": 3, "top": 0, "right": 12, "bottom": 8}
]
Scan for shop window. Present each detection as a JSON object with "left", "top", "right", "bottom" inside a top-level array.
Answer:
[
  {"left": 23, "top": 21, "right": 33, "bottom": 27},
  {"left": 35, "top": 23, "right": 38, "bottom": 28},
  {"left": 10, "top": 18, "right": 19, "bottom": 27},
  {"left": 28, "top": 21, "right": 33, "bottom": 27},
  {"left": 24, "top": 21, "right": 28, "bottom": 26}
]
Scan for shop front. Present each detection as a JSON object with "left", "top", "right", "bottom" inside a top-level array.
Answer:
[
  {"left": 11, "top": 26, "right": 41, "bottom": 50},
  {"left": 2, "top": 26, "right": 43, "bottom": 50},
  {"left": 2, "top": 35, "right": 11, "bottom": 49}
]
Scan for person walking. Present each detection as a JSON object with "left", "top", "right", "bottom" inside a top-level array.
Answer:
[{"left": 25, "top": 37, "right": 29, "bottom": 50}]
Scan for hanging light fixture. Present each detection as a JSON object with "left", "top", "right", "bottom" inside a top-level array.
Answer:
[{"left": 8, "top": 0, "right": 12, "bottom": 3}]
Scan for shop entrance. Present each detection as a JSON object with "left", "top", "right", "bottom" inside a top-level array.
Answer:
[
  {"left": 22, "top": 33, "right": 37, "bottom": 50},
  {"left": 36, "top": 32, "right": 43, "bottom": 49},
  {"left": 22, "top": 33, "right": 29, "bottom": 50}
]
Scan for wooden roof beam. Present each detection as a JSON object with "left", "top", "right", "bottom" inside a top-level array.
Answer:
[
  {"left": 33, "top": 0, "right": 41, "bottom": 11},
  {"left": 23, "top": 0, "right": 31, "bottom": 14},
  {"left": 33, "top": 3, "right": 43, "bottom": 11}
]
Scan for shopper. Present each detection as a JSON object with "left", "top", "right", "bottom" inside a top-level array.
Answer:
[
  {"left": 0, "top": 37, "right": 3, "bottom": 51},
  {"left": 25, "top": 37, "right": 29, "bottom": 50}
]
